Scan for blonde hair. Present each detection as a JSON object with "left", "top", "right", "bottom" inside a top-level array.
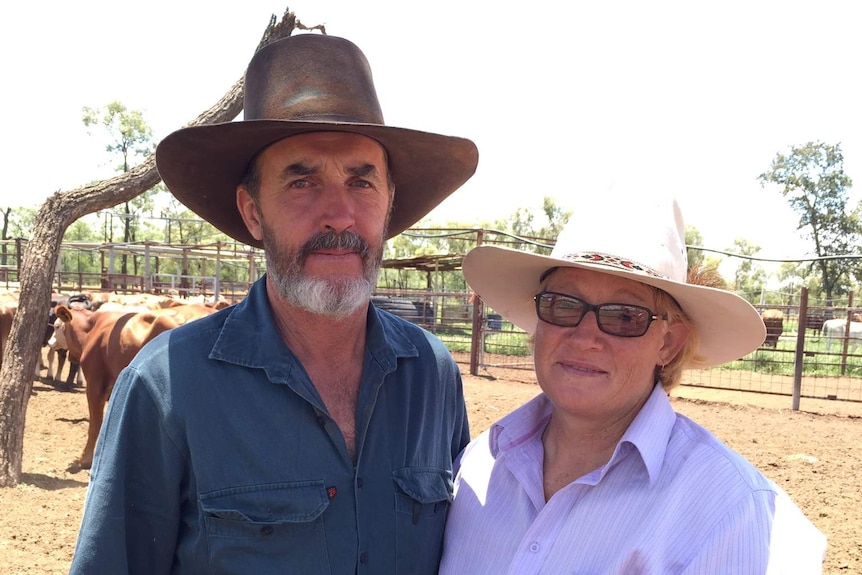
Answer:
[{"left": 653, "top": 288, "right": 703, "bottom": 391}]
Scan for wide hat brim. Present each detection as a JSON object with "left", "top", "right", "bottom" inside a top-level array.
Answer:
[
  {"left": 463, "top": 245, "right": 767, "bottom": 369},
  {"left": 156, "top": 121, "right": 478, "bottom": 248}
]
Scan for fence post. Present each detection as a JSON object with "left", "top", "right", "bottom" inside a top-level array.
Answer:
[
  {"left": 792, "top": 287, "right": 808, "bottom": 410},
  {"left": 839, "top": 292, "right": 855, "bottom": 376},
  {"left": 469, "top": 229, "right": 484, "bottom": 376}
]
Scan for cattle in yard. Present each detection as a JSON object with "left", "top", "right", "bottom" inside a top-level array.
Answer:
[
  {"left": 52, "top": 303, "right": 218, "bottom": 469},
  {"left": 761, "top": 309, "right": 784, "bottom": 348},
  {"left": 46, "top": 316, "right": 84, "bottom": 389},
  {"left": 83, "top": 291, "right": 183, "bottom": 310},
  {"left": 821, "top": 318, "right": 862, "bottom": 354},
  {"left": 0, "top": 301, "right": 16, "bottom": 369},
  {"left": 178, "top": 294, "right": 233, "bottom": 310},
  {"left": 0, "top": 298, "right": 43, "bottom": 378},
  {"left": 805, "top": 313, "right": 826, "bottom": 335},
  {"left": 0, "top": 290, "right": 98, "bottom": 384},
  {"left": 45, "top": 293, "right": 93, "bottom": 390},
  {"left": 83, "top": 291, "right": 234, "bottom": 311}
]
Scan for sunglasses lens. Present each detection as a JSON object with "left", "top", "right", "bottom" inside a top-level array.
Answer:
[
  {"left": 538, "top": 293, "right": 584, "bottom": 326},
  {"left": 536, "top": 292, "right": 656, "bottom": 337},
  {"left": 597, "top": 305, "right": 651, "bottom": 337}
]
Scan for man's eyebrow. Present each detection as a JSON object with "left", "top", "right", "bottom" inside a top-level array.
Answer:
[
  {"left": 280, "top": 163, "right": 317, "bottom": 179},
  {"left": 278, "top": 163, "right": 382, "bottom": 179},
  {"left": 347, "top": 164, "right": 380, "bottom": 178}
]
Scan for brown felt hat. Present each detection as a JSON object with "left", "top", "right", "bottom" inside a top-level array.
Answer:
[{"left": 156, "top": 33, "right": 479, "bottom": 248}]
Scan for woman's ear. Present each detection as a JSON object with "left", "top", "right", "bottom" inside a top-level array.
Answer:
[{"left": 658, "top": 320, "right": 690, "bottom": 367}]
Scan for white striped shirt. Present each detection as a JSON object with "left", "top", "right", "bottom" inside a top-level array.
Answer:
[{"left": 439, "top": 385, "right": 826, "bottom": 574}]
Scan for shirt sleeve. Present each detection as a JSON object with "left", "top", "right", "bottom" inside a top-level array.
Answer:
[
  {"left": 451, "top": 369, "right": 471, "bottom": 462},
  {"left": 69, "top": 365, "right": 185, "bottom": 575},
  {"left": 765, "top": 489, "right": 827, "bottom": 574},
  {"left": 682, "top": 487, "right": 825, "bottom": 575}
]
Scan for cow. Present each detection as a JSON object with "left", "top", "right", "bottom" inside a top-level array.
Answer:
[
  {"left": 95, "top": 292, "right": 188, "bottom": 310},
  {"left": 0, "top": 300, "right": 16, "bottom": 370},
  {"left": 761, "top": 309, "right": 784, "bottom": 348},
  {"left": 45, "top": 293, "right": 93, "bottom": 390},
  {"left": 47, "top": 315, "right": 86, "bottom": 389},
  {"left": 52, "top": 303, "right": 218, "bottom": 469},
  {"left": 821, "top": 318, "right": 862, "bottom": 354},
  {"left": 804, "top": 313, "right": 826, "bottom": 335},
  {"left": 0, "top": 298, "right": 43, "bottom": 378}
]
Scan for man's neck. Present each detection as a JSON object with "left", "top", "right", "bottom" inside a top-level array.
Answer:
[
  {"left": 266, "top": 285, "right": 369, "bottom": 461},
  {"left": 266, "top": 284, "right": 368, "bottom": 363}
]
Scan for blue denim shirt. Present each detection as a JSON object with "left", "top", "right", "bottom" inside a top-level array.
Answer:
[{"left": 70, "top": 278, "right": 470, "bottom": 574}]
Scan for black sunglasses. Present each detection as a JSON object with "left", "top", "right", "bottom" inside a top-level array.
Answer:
[{"left": 534, "top": 291, "right": 667, "bottom": 338}]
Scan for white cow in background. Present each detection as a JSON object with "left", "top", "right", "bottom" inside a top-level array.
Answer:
[{"left": 821, "top": 318, "right": 862, "bottom": 353}]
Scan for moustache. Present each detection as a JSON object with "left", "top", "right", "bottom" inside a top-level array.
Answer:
[{"left": 300, "top": 231, "right": 371, "bottom": 260}]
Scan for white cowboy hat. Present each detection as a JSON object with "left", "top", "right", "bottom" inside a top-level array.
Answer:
[{"left": 462, "top": 194, "right": 766, "bottom": 368}]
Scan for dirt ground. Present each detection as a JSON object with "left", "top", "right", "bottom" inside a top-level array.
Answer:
[{"left": 1, "top": 359, "right": 860, "bottom": 574}]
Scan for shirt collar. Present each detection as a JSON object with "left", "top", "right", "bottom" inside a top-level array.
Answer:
[
  {"left": 209, "top": 276, "right": 419, "bottom": 382},
  {"left": 488, "top": 384, "right": 676, "bottom": 486},
  {"left": 615, "top": 383, "right": 676, "bottom": 485},
  {"left": 489, "top": 394, "right": 551, "bottom": 458}
]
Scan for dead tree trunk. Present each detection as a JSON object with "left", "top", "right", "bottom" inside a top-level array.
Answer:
[{"left": 0, "top": 8, "right": 300, "bottom": 486}]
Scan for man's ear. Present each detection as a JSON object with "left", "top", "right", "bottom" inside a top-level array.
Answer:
[{"left": 236, "top": 186, "right": 264, "bottom": 242}]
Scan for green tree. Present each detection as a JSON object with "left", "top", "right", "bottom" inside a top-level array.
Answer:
[
  {"left": 384, "top": 225, "right": 481, "bottom": 291},
  {"left": 490, "top": 196, "right": 569, "bottom": 255},
  {"left": 758, "top": 141, "right": 858, "bottom": 304},
  {"left": 4, "top": 207, "right": 36, "bottom": 239},
  {"left": 535, "top": 196, "right": 571, "bottom": 241},
  {"left": 61, "top": 216, "right": 102, "bottom": 280},
  {"left": 729, "top": 238, "right": 766, "bottom": 297},
  {"left": 0, "top": 207, "right": 36, "bottom": 275},
  {"left": 498, "top": 207, "right": 535, "bottom": 240},
  {"left": 685, "top": 225, "right": 705, "bottom": 271},
  {"left": 83, "top": 102, "right": 156, "bottom": 275}
]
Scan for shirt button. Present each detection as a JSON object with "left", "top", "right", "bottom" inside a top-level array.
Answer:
[
  {"left": 529, "top": 541, "right": 540, "bottom": 553},
  {"left": 357, "top": 477, "right": 364, "bottom": 488},
  {"left": 359, "top": 552, "right": 369, "bottom": 564},
  {"left": 260, "top": 525, "right": 274, "bottom": 536}
]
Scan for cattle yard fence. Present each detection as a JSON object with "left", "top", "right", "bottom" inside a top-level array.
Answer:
[
  {"left": 375, "top": 286, "right": 862, "bottom": 410},
  {"left": 5, "top": 237, "right": 862, "bottom": 409}
]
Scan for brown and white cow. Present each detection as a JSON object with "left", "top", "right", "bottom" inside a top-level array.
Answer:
[{"left": 52, "top": 303, "right": 217, "bottom": 469}]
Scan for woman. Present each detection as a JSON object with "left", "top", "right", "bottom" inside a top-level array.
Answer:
[{"left": 439, "top": 196, "right": 826, "bottom": 574}]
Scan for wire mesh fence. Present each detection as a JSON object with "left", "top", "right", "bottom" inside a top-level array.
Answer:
[
  {"left": 8, "top": 234, "right": 862, "bottom": 406},
  {"left": 415, "top": 288, "right": 862, "bottom": 406}
]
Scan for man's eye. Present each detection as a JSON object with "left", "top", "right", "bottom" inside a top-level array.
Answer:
[
  {"left": 289, "top": 180, "right": 310, "bottom": 188},
  {"left": 351, "top": 180, "right": 373, "bottom": 188}
]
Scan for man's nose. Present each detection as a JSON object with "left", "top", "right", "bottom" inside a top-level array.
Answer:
[{"left": 318, "top": 187, "right": 356, "bottom": 233}]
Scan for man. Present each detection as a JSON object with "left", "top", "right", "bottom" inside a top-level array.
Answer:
[{"left": 70, "top": 33, "right": 478, "bottom": 574}]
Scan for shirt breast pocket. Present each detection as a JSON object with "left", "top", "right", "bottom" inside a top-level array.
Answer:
[
  {"left": 392, "top": 467, "right": 453, "bottom": 573},
  {"left": 200, "top": 480, "right": 331, "bottom": 573}
]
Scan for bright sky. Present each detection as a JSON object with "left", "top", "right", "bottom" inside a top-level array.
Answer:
[{"left": 3, "top": 0, "right": 861, "bottom": 270}]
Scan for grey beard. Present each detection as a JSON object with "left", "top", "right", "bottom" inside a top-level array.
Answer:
[
  {"left": 265, "top": 229, "right": 383, "bottom": 318},
  {"left": 273, "top": 271, "right": 376, "bottom": 318}
]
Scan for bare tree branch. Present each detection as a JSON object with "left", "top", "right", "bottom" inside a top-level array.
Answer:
[{"left": 0, "top": 7, "right": 301, "bottom": 486}]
